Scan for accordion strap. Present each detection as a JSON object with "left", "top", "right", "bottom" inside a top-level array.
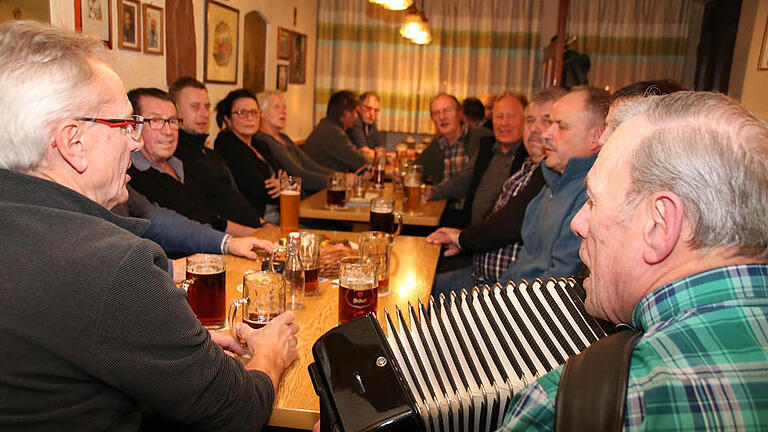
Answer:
[{"left": 555, "top": 329, "right": 643, "bottom": 432}]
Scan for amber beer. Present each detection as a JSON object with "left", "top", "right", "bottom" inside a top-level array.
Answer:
[
  {"left": 304, "top": 267, "right": 319, "bottom": 294},
  {"left": 404, "top": 175, "right": 421, "bottom": 214},
  {"left": 185, "top": 254, "right": 226, "bottom": 329},
  {"left": 280, "top": 189, "right": 300, "bottom": 238},
  {"left": 229, "top": 271, "right": 285, "bottom": 339},
  {"left": 338, "top": 257, "right": 378, "bottom": 324}
]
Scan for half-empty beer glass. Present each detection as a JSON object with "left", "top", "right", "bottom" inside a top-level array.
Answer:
[
  {"left": 359, "top": 231, "right": 392, "bottom": 297},
  {"left": 227, "top": 271, "right": 285, "bottom": 343}
]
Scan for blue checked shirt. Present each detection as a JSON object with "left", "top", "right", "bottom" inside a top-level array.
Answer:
[{"left": 498, "top": 264, "right": 768, "bottom": 431}]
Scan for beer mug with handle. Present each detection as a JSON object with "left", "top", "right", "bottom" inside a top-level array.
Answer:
[
  {"left": 227, "top": 270, "right": 285, "bottom": 344},
  {"left": 179, "top": 254, "right": 226, "bottom": 329}
]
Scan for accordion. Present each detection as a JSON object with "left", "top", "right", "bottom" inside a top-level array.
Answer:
[{"left": 308, "top": 278, "right": 614, "bottom": 432}]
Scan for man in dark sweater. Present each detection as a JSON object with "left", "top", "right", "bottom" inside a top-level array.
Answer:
[
  {"left": 168, "top": 77, "right": 263, "bottom": 228},
  {"left": 0, "top": 21, "right": 297, "bottom": 430},
  {"left": 303, "top": 90, "right": 368, "bottom": 173}
]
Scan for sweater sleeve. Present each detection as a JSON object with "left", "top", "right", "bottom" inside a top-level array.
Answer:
[
  {"left": 268, "top": 140, "right": 329, "bottom": 191},
  {"left": 328, "top": 129, "right": 367, "bottom": 172},
  {"left": 92, "top": 240, "right": 275, "bottom": 430}
]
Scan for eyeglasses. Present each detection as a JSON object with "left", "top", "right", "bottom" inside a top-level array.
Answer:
[
  {"left": 75, "top": 115, "right": 143, "bottom": 141},
  {"left": 231, "top": 109, "right": 261, "bottom": 118},
  {"left": 430, "top": 106, "right": 457, "bottom": 117},
  {"left": 144, "top": 117, "right": 182, "bottom": 130}
]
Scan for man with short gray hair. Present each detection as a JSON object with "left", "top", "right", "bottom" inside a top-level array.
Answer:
[
  {"left": 0, "top": 21, "right": 297, "bottom": 430},
  {"left": 499, "top": 91, "right": 768, "bottom": 430}
]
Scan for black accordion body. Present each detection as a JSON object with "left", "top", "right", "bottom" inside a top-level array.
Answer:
[{"left": 309, "top": 278, "right": 614, "bottom": 432}]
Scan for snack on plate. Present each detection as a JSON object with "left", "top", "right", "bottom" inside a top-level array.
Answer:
[{"left": 318, "top": 240, "right": 358, "bottom": 279}]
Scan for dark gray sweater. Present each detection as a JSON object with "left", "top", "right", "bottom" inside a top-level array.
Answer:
[{"left": 0, "top": 168, "right": 273, "bottom": 431}]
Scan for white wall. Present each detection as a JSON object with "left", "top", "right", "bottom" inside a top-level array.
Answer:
[{"left": 49, "top": 0, "right": 317, "bottom": 140}]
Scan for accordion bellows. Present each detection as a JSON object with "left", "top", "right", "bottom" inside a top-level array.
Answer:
[{"left": 309, "top": 278, "right": 614, "bottom": 432}]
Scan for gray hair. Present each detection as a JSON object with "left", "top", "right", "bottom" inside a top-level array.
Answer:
[
  {"left": 256, "top": 90, "right": 283, "bottom": 112},
  {"left": 622, "top": 91, "right": 768, "bottom": 259},
  {"left": 529, "top": 87, "right": 567, "bottom": 106},
  {"left": 0, "top": 20, "right": 111, "bottom": 172}
]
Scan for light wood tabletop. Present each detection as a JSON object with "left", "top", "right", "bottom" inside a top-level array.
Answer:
[
  {"left": 299, "top": 183, "right": 446, "bottom": 226},
  {"left": 221, "top": 225, "right": 440, "bottom": 430}
]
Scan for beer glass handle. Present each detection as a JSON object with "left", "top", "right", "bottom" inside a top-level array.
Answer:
[
  {"left": 269, "top": 249, "right": 278, "bottom": 272},
  {"left": 393, "top": 212, "right": 403, "bottom": 237},
  {"left": 227, "top": 297, "right": 248, "bottom": 341},
  {"left": 178, "top": 278, "right": 195, "bottom": 292}
]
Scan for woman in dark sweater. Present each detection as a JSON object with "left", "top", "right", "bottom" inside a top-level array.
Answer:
[{"left": 214, "top": 89, "right": 283, "bottom": 223}]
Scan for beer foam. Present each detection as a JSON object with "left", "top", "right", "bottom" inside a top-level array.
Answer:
[
  {"left": 188, "top": 264, "right": 224, "bottom": 274},
  {"left": 281, "top": 190, "right": 300, "bottom": 196},
  {"left": 404, "top": 179, "right": 421, "bottom": 187}
]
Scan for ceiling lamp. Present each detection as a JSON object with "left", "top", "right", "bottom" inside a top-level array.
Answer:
[
  {"left": 370, "top": 0, "right": 413, "bottom": 11},
  {"left": 399, "top": 6, "right": 431, "bottom": 45}
]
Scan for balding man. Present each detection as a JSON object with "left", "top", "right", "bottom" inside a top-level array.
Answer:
[
  {"left": 0, "top": 21, "right": 297, "bottom": 430},
  {"left": 501, "top": 86, "right": 610, "bottom": 282},
  {"left": 499, "top": 92, "right": 768, "bottom": 430}
]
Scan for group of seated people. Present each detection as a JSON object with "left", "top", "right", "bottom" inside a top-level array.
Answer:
[{"left": 1, "top": 20, "right": 767, "bottom": 431}]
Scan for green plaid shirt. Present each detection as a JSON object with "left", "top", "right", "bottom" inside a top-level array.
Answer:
[{"left": 498, "top": 264, "right": 768, "bottom": 431}]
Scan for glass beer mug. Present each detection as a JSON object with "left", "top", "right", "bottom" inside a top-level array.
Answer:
[{"left": 227, "top": 270, "right": 285, "bottom": 342}]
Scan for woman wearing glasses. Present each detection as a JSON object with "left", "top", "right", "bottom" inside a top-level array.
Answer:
[{"left": 214, "top": 89, "right": 283, "bottom": 224}]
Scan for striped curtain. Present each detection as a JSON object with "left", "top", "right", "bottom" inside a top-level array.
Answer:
[
  {"left": 315, "top": 0, "right": 543, "bottom": 134},
  {"left": 567, "top": 0, "right": 690, "bottom": 92}
]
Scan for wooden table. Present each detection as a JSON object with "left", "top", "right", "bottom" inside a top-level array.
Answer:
[
  {"left": 299, "top": 183, "right": 446, "bottom": 226},
  {"left": 222, "top": 225, "right": 440, "bottom": 429}
]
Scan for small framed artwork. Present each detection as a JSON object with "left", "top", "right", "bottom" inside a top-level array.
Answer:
[
  {"left": 142, "top": 4, "right": 163, "bottom": 55},
  {"left": 75, "top": 0, "right": 112, "bottom": 49},
  {"left": 204, "top": 0, "right": 239, "bottom": 84},
  {"left": 289, "top": 31, "right": 307, "bottom": 84},
  {"left": 277, "top": 27, "right": 292, "bottom": 60},
  {"left": 759, "top": 16, "right": 768, "bottom": 70},
  {"left": 117, "top": 0, "right": 141, "bottom": 51},
  {"left": 277, "top": 64, "right": 288, "bottom": 91}
]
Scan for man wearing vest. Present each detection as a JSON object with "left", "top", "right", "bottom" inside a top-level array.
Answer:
[{"left": 498, "top": 91, "right": 768, "bottom": 430}]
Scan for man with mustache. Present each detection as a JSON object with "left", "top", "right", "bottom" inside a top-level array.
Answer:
[
  {"left": 427, "top": 88, "right": 566, "bottom": 292},
  {"left": 500, "top": 85, "right": 610, "bottom": 283}
]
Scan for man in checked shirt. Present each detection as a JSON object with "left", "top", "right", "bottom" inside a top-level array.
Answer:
[{"left": 498, "top": 92, "right": 768, "bottom": 430}]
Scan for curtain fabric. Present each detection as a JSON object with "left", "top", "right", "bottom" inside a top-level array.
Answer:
[
  {"left": 315, "top": 0, "right": 543, "bottom": 134},
  {"left": 567, "top": 0, "right": 690, "bottom": 92}
]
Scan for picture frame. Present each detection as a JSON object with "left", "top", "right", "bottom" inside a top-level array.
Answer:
[
  {"left": 288, "top": 31, "right": 307, "bottom": 84},
  {"left": 277, "top": 64, "right": 288, "bottom": 91},
  {"left": 759, "top": 16, "right": 768, "bottom": 70},
  {"left": 204, "top": 0, "right": 239, "bottom": 84},
  {"left": 117, "top": 0, "right": 141, "bottom": 51},
  {"left": 277, "top": 27, "right": 292, "bottom": 60},
  {"left": 142, "top": 4, "right": 164, "bottom": 55},
  {"left": 75, "top": 0, "right": 112, "bottom": 49}
]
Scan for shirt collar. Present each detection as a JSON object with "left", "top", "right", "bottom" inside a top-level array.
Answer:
[
  {"left": 130, "top": 151, "right": 185, "bottom": 183},
  {"left": 540, "top": 152, "right": 597, "bottom": 191},
  {"left": 631, "top": 264, "right": 768, "bottom": 330},
  {"left": 438, "top": 126, "right": 468, "bottom": 150}
]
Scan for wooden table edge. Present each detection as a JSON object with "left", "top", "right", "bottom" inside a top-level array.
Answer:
[{"left": 268, "top": 406, "right": 319, "bottom": 429}]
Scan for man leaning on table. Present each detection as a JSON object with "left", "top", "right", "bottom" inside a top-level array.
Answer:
[
  {"left": 499, "top": 92, "right": 768, "bottom": 430},
  {"left": 0, "top": 21, "right": 297, "bottom": 430}
]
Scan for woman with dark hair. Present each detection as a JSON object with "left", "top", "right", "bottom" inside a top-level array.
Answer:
[{"left": 214, "top": 89, "right": 283, "bottom": 223}]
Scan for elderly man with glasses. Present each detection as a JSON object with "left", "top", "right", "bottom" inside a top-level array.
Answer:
[{"left": 0, "top": 21, "right": 297, "bottom": 430}]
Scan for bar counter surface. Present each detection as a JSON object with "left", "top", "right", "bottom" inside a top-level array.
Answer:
[
  {"left": 221, "top": 225, "right": 441, "bottom": 429},
  {"left": 299, "top": 183, "right": 447, "bottom": 226}
]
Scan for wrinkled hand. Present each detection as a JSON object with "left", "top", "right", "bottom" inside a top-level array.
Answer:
[
  {"left": 209, "top": 330, "right": 246, "bottom": 356},
  {"left": 265, "top": 170, "right": 284, "bottom": 199},
  {"left": 228, "top": 237, "right": 276, "bottom": 259},
  {"left": 240, "top": 311, "right": 299, "bottom": 391},
  {"left": 426, "top": 227, "right": 461, "bottom": 257}
]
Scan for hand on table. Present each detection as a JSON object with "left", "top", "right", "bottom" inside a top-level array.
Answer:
[
  {"left": 426, "top": 227, "right": 462, "bottom": 257},
  {"left": 228, "top": 237, "right": 275, "bottom": 259},
  {"left": 240, "top": 311, "right": 299, "bottom": 391},
  {"left": 209, "top": 330, "right": 245, "bottom": 357}
]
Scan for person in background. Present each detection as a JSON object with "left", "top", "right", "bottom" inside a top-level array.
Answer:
[
  {"left": 347, "top": 91, "right": 382, "bottom": 160},
  {"left": 481, "top": 93, "right": 497, "bottom": 129},
  {"left": 254, "top": 90, "right": 334, "bottom": 193},
  {"left": 0, "top": 20, "right": 297, "bottom": 430},
  {"left": 500, "top": 91, "right": 768, "bottom": 431},
  {"left": 462, "top": 97, "right": 492, "bottom": 131},
  {"left": 127, "top": 88, "right": 262, "bottom": 237},
  {"left": 303, "top": 90, "right": 368, "bottom": 173},
  {"left": 214, "top": 89, "right": 282, "bottom": 224},
  {"left": 169, "top": 76, "right": 263, "bottom": 228},
  {"left": 427, "top": 87, "right": 566, "bottom": 293},
  {"left": 500, "top": 86, "right": 611, "bottom": 282}
]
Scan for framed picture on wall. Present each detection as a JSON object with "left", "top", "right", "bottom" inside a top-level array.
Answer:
[
  {"left": 204, "top": 0, "right": 239, "bottom": 84},
  {"left": 142, "top": 4, "right": 163, "bottom": 55},
  {"left": 277, "top": 64, "right": 288, "bottom": 91},
  {"left": 75, "top": 0, "right": 112, "bottom": 48},
  {"left": 117, "top": 0, "right": 141, "bottom": 51},
  {"left": 277, "top": 27, "right": 292, "bottom": 60},
  {"left": 759, "top": 16, "right": 768, "bottom": 70},
  {"left": 288, "top": 31, "right": 306, "bottom": 84}
]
